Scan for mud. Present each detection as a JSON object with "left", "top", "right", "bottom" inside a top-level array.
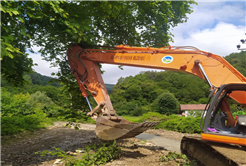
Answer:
[
  {"left": 1, "top": 122, "right": 175, "bottom": 166},
  {"left": 2, "top": 122, "right": 242, "bottom": 166},
  {"left": 1, "top": 122, "right": 97, "bottom": 166}
]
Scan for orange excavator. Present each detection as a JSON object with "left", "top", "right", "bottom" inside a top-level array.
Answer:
[{"left": 67, "top": 45, "right": 246, "bottom": 165}]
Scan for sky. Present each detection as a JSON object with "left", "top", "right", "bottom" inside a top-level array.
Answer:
[{"left": 30, "top": 1, "right": 246, "bottom": 84}]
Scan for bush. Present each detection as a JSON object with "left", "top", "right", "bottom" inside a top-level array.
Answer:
[
  {"left": 38, "top": 140, "right": 121, "bottom": 165},
  {"left": 1, "top": 109, "right": 53, "bottom": 135},
  {"left": 26, "top": 91, "right": 54, "bottom": 109},
  {"left": 137, "top": 112, "right": 202, "bottom": 134},
  {"left": 155, "top": 115, "right": 202, "bottom": 134},
  {"left": 161, "top": 151, "right": 197, "bottom": 165},
  {"left": 233, "top": 111, "right": 246, "bottom": 117},
  {"left": 114, "top": 100, "right": 145, "bottom": 116},
  {"left": 154, "top": 92, "right": 179, "bottom": 115},
  {"left": 138, "top": 112, "right": 166, "bottom": 122}
]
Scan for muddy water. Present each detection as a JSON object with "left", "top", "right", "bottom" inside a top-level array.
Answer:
[{"left": 136, "top": 133, "right": 181, "bottom": 153}]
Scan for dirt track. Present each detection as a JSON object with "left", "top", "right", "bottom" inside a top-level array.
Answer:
[
  {"left": 1, "top": 122, "right": 97, "bottom": 166},
  {"left": 1, "top": 122, "right": 188, "bottom": 166}
]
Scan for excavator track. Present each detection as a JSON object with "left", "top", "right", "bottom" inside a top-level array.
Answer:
[{"left": 181, "top": 136, "right": 246, "bottom": 166}]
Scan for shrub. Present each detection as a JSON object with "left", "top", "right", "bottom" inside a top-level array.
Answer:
[
  {"left": 1, "top": 109, "right": 52, "bottom": 135},
  {"left": 37, "top": 140, "right": 122, "bottom": 165},
  {"left": 154, "top": 115, "right": 202, "bottom": 134},
  {"left": 138, "top": 112, "right": 166, "bottom": 122},
  {"left": 137, "top": 112, "right": 202, "bottom": 134},
  {"left": 154, "top": 92, "right": 179, "bottom": 115},
  {"left": 26, "top": 91, "right": 54, "bottom": 109},
  {"left": 161, "top": 151, "right": 197, "bottom": 165}
]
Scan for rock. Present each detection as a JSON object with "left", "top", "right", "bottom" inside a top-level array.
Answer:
[
  {"left": 146, "top": 142, "right": 153, "bottom": 146},
  {"left": 53, "top": 159, "right": 63, "bottom": 165},
  {"left": 75, "top": 150, "right": 83, "bottom": 153},
  {"left": 66, "top": 151, "right": 72, "bottom": 155}
]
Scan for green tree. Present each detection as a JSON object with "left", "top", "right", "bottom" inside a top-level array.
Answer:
[
  {"left": 154, "top": 92, "right": 179, "bottom": 115},
  {"left": 23, "top": 74, "right": 32, "bottom": 84},
  {"left": 225, "top": 51, "right": 246, "bottom": 77},
  {"left": 1, "top": 1, "right": 196, "bottom": 86}
]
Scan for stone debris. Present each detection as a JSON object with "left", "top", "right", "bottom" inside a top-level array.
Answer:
[
  {"left": 53, "top": 159, "right": 63, "bottom": 165},
  {"left": 75, "top": 149, "right": 83, "bottom": 153},
  {"left": 66, "top": 151, "right": 77, "bottom": 156}
]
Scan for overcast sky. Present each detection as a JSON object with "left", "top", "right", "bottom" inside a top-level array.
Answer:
[{"left": 30, "top": 1, "right": 246, "bottom": 84}]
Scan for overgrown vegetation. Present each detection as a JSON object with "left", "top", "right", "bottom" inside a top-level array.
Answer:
[
  {"left": 225, "top": 51, "right": 246, "bottom": 77},
  {"left": 1, "top": 72, "right": 95, "bottom": 136},
  {"left": 110, "top": 71, "right": 210, "bottom": 116},
  {"left": 125, "top": 112, "right": 202, "bottom": 134},
  {"left": 1, "top": 110, "right": 53, "bottom": 136},
  {"left": 161, "top": 151, "right": 197, "bottom": 166},
  {"left": 36, "top": 140, "right": 122, "bottom": 166}
]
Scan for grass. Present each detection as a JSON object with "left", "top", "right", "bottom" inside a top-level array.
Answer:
[
  {"left": 122, "top": 113, "right": 202, "bottom": 134},
  {"left": 121, "top": 115, "right": 143, "bottom": 123},
  {"left": 37, "top": 140, "right": 122, "bottom": 166}
]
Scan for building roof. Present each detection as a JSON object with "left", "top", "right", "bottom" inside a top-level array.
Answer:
[{"left": 180, "top": 104, "right": 207, "bottom": 111}]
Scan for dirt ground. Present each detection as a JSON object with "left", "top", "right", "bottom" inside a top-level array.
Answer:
[{"left": 1, "top": 122, "right": 199, "bottom": 166}]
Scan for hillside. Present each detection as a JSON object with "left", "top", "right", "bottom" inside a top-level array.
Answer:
[
  {"left": 225, "top": 51, "right": 246, "bottom": 77},
  {"left": 105, "top": 84, "right": 115, "bottom": 93},
  {"left": 1, "top": 72, "right": 115, "bottom": 95},
  {"left": 109, "top": 51, "right": 246, "bottom": 116}
]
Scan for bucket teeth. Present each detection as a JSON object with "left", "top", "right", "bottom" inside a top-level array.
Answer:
[{"left": 95, "top": 116, "right": 161, "bottom": 140}]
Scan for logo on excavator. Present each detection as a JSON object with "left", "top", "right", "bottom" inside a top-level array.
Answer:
[{"left": 162, "top": 55, "right": 173, "bottom": 64}]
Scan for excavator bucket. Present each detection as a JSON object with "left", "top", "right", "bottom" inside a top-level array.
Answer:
[
  {"left": 67, "top": 45, "right": 161, "bottom": 140},
  {"left": 95, "top": 116, "right": 161, "bottom": 140}
]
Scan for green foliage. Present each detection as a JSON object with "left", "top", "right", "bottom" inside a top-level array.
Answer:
[
  {"left": 161, "top": 151, "right": 197, "bottom": 166},
  {"left": 1, "top": 87, "right": 94, "bottom": 136},
  {"left": 225, "top": 51, "right": 246, "bottom": 77},
  {"left": 111, "top": 71, "right": 210, "bottom": 116},
  {"left": 114, "top": 100, "right": 147, "bottom": 116},
  {"left": 154, "top": 92, "right": 179, "bottom": 115},
  {"left": 233, "top": 111, "right": 246, "bottom": 118},
  {"left": 121, "top": 115, "right": 143, "bottom": 123},
  {"left": 1, "top": 0, "right": 196, "bottom": 86},
  {"left": 37, "top": 140, "right": 121, "bottom": 166},
  {"left": 1, "top": 87, "right": 30, "bottom": 116},
  {"left": 186, "top": 110, "right": 203, "bottom": 118},
  {"left": 26, "top": 91, "right": 54, "bottom": 109},
  {"left": 158, "top": 115, "right": 202, "bottom": 134},
  {"left": 1, "top": 109, "right": 52, "bottom": 136},
  {"left": 137, "top": 112, "right": 202, "bottom": 134},
  {"left": 138, "top": 112, "right": 166, "bottom": 122},
  {"left": 110, "top": 51, "right": 246, "bottom": 117},
  {"left": 28, "top": 72, "right": 61, "bottom": 87}
]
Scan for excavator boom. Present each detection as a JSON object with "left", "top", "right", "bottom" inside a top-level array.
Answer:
[{"left": 67, "top": 45, "right": 246, "bottom": 141}]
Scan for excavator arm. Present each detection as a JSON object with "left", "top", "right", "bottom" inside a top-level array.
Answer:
[{"left": 67, "top": 44, "right": 246, "bottom": 140}]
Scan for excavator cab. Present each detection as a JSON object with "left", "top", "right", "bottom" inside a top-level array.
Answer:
[{"left": 201, "top": 83, "right": 246, "bottom": 145}]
